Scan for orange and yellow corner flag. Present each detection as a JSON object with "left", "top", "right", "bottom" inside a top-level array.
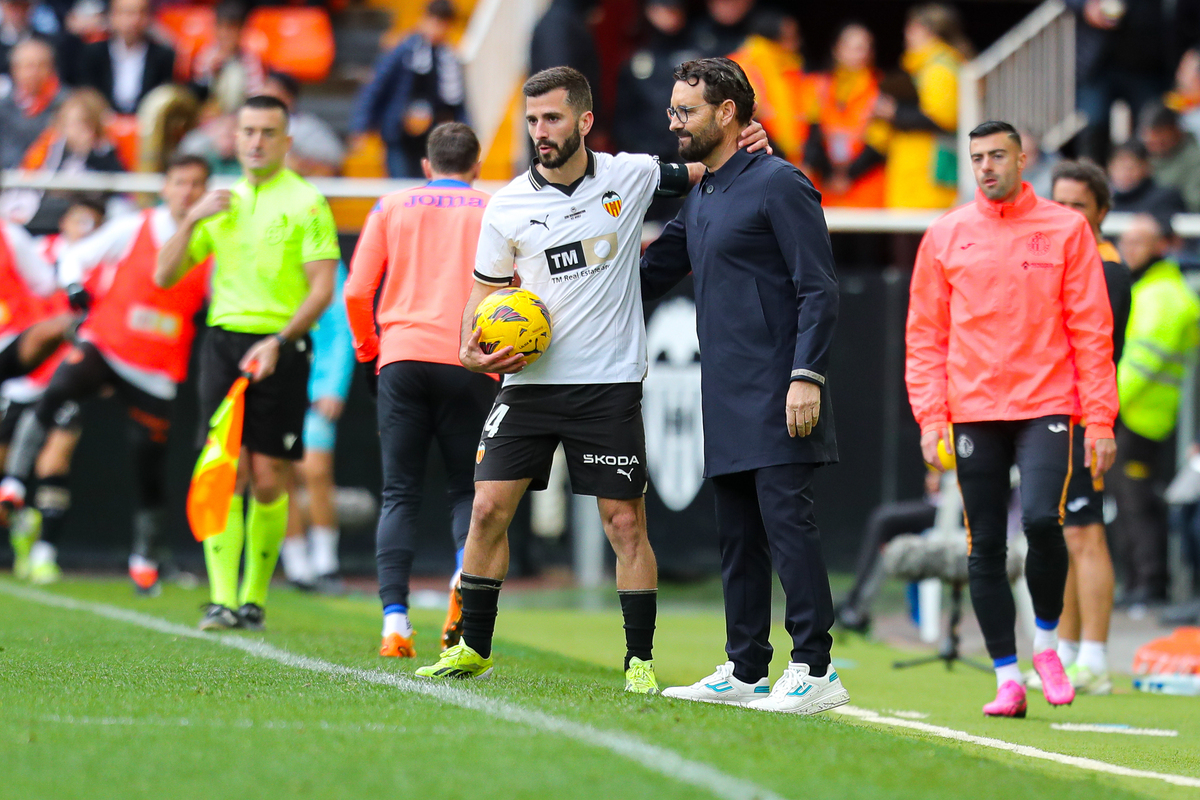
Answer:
[{"left": 187, "top": 375, "right": 249, "bottom": 541}]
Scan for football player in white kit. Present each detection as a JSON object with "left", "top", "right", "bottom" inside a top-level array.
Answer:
[{"left": 416, "top": 66, "right": 769, "bottom": 692}]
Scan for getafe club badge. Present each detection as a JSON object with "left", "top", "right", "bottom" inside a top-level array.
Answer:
[
  {"left": 602, "top": 190, "right": 622, "bottom": 218},
  {"left": 644, "top": 298, "right": 705, "bottom": 510}
]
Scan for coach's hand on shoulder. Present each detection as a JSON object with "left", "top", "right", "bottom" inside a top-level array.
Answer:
[
  {"left": 786, "top": 379, "right": 821, "bottom": 438},
  {"left": 461, "top": 328, "right": 527, "bottom": 374},
  {"left": 186, "top": 190, "right": 232, "bottom": 224},
  {"left": 240, "top": 336, "right": 280, "bottom": 382},
  {"left": 737, "top": 120, "right": 773, "bottom": 155},
  {"left": 921, "top": 425, "right": 952, "bottom": 473}
]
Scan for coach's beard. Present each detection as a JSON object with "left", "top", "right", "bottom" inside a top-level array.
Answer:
[
  {"left": 677, "top": 121, "right": 722, "bottom": 162},
  {"left": 536, "top": 128, "right": 583, "bottom": 169}
]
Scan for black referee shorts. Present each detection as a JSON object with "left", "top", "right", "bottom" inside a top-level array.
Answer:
[
  {"left": 196, "top": 327, "right": 311, "bottom": 461},
  {"left": 474, "top": 382, "right": 647, "bottom": 500},
  {"left": 1063, "top": 422, "right": 1105, "bottom": 527}
]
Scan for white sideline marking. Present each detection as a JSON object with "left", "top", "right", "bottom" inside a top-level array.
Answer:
[
  {"left": 36, "top": 714, "right": 428, "bottom": 734},
  {"left": 0, "top": 583, "right": 786, "bottom": 800},
  {"left": 1051, "top": 724, "right": 1179, "bottom": 738},
  {"left": 834, "top": 706, "right": 1200, "bottom": 788}
]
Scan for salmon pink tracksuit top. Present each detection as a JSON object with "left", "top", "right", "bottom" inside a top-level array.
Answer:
[
  {"left": 345, "top": 180, "right": 490, "bottom": 370},
  {"left": 905, "top": 182, "right": 1119, "bottom": 440}
]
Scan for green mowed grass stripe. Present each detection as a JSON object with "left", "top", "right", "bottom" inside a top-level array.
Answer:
[
  {"left": 494, "top": 607, "right": 1200, "bottom": 790},
  {"left": 1, "top": 579, "right": 1187, "bottom": 800},
  {"left": 0, "top": 582, "right": 785, "bottom": 800}
]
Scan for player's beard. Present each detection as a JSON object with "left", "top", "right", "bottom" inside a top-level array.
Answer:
[
  {"left": 536, "top": 126, "right": 583, "bottom": 169},
  {"left": 677, "top": 118, "right": 722, "bottom": 162}
]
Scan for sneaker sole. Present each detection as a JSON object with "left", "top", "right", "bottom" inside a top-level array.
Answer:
[
  {"left": 984, "top": 707, "right": 1028, "bottom": 718},
  {"left": 198, "top": 620, "right": 238, "bottom": 631},
  {"left": 414, "top": 667, "right": 493, "bottom": 681},
  {"left": 660, "top": 690, "right": 758, "bottom": 706},
  {"left": 749, "top": 689, "right": 851, "bottom": 715}
]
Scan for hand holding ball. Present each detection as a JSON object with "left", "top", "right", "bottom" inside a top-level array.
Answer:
[{"left": 473, "top": 288, "right": 553, "bottom": 366}]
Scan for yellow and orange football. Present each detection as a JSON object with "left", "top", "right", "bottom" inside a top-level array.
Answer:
[{"left": 472, "top": 287, "right": 553, "bottom": 365}]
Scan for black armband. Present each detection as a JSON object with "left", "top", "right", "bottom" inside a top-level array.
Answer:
[{"left": 656, "top": 162, "right": 691, "bottom": 197}]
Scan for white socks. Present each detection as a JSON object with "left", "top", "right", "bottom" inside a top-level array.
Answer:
[
  {"left": 1057, "top": 639, "right": 1080, "bottom": 667},
  {"left": 995, "top": 662, "right": 1023, "bottom": 687},
  {"left": 1077, "top": 640, "right": 1108, "bottom": 674},
  {"left": 1033, "top": 624, "right": 1059, "bottom": 654},
  {"left": 280, "top": 527, "right": 338, "bottom": 582},
  {"left": 29, "top": 540, "right": 56, "bottom": 566},
  {"left": 309, "top": 526, "right": 339, "bottom": 577},
  {"left": 280, "top": 536, "right": 314, "bottom": 584},
  {"left": 383, "top": 611, "right": 413, "bottom": 638}
]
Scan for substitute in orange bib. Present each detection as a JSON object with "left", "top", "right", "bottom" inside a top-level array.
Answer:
[
  {"left": 0, "top": 211, "right": 73, "bottom": 396},
  {"left": 344, "top": 122, "right": 499, "bottom": 659},
  {"left": 905, "top": 121, "right": 1118, "bottom": 718},
  {"left": 0, "top": 154, "right": 212, "bottom": 594},
  {"left": 802, "top": 23, "right": 888, "bottom": 208}
]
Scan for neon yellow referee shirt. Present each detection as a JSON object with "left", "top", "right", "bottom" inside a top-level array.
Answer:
[{"left": 187, "top": 168, "right": 341, "bottom": 334}]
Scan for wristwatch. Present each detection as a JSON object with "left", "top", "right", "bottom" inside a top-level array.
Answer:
[{"left": 273, "top": 333, "right": 289, "bottom": 347}]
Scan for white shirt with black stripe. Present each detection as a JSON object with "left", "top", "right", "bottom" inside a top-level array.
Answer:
[{"left": 474, "top": 150, "right": 685, "bottom": 386}]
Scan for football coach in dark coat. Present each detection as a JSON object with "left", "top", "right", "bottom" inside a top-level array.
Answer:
[{"left": 641, "top": 57, "right": 847, "bottom": 715}]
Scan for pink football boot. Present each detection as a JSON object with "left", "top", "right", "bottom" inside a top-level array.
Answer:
[
  {"left": 1032, "top": 649, "right": 1076, "bottom": 706},
  {"left": 983, "top": 680, "right": 1028, "bottom": 718}
]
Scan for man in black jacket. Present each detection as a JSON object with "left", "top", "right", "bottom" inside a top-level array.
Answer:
[
  {"left": 78, "top": 0, "right": 173, "bottom": 115},
  {"left": 1108, "top": 142, "right": 1186, "bottom": 221},
  {"left": 642, "top": 57, "right": 847, "bottom": 716}
]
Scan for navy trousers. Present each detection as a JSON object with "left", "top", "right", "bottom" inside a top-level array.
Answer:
[{"left": 712, "top": 463, "right": 834, "bottom": 682}]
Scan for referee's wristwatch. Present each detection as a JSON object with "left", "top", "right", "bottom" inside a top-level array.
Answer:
[{"left": 273, "top": 333, "right": 289, "bottom": 348}]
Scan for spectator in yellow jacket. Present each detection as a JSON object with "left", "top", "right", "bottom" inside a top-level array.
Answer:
[{"left": 878, "top": 4, "right": 968, "bottom": 209}]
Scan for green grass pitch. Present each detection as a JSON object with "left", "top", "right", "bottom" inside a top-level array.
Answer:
[{"left": 0, "top": 578, "right": 1197, "bottom": 800}]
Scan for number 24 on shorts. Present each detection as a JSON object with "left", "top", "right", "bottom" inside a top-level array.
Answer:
[{"left": 483, "top": 404, "right": 510, "bottom": 438}]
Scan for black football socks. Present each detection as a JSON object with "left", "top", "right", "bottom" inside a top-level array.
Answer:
[
  {"left": 460, "top": 573, "right": 503, "bottom": 659},
  {"left": 618, "top": 589, "right": 657, "bottom": 669}
]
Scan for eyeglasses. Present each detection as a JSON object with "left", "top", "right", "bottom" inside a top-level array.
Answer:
[{"left": 666, "top": 103, "right": 711, "bottom": 123}]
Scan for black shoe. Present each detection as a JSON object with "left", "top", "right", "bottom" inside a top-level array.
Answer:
[
  {"left": 835, "top": 602, "right": 871, "bottom": 634},
  {"left": 199, "top": 604, "right": 239, "bottom": 630},
  {"left": 288, "top": 578, "right": 317, "bottom": 592},
  {"left": 1160, "top": 599, "right": 1200, "bottom": 627},
  {"left": 237, "top": 603, "right": 265, "bottom": 631}
]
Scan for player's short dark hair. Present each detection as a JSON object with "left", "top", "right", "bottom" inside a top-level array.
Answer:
[
  {"left": 165, "top": 152, "right": 212, "bottom": 179},
  {"left": 425, "top": 0, "right": 456, "bottom": 21},
  {"left": 241, "top": 94, "right": 290, "bottom": 122},
  {"left": 523, "top": 66, "right": 592, "bottom": 115},
  {"left": 1134, "top": 211, "right": 1175, "bottom": 241},
  {"left": 65, "top": 193, "right": 106, "bottom": 218},
  {"left": 1139, "top": 101, "right": 1180, "bottom": 132},
  {"left": 968, "top": 120, "right": 1022, "bottom": 145},
  {"left": 265, "top": 70, "right": 300, "bottom": 101},
  {"left": 672, "top": 57, "right": 755, "bottom": 126},
  {"left": 1109, "top": 139, "right": 1149, "bottom": 164},
  {"left": 426, "top": 122, "right": 479, "bottom": 175},
  {"left": 1051, "top": 158, "right": 1110, "bottom": 212},
  {"left": 215, "top": 0, "right": 247, "bottom": 25}
]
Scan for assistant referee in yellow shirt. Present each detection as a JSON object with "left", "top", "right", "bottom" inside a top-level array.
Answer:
[{"left": 156, "top": 95, "right": 340, "bottom": 630}]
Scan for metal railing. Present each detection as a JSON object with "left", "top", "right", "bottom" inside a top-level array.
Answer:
[
  {"left": 9, "top": 170, "right": 1200, "bottom": 236},
  {"left": 958, "top": 0, "right": 1085, "bottom": 198}
]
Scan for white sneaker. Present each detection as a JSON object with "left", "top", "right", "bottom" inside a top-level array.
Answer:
[
  {"left": 746, "top": 662, "right": 850, "bottom": 715},
  {"left": 661, "top": 662, "right": 770, "bottom": 705}
]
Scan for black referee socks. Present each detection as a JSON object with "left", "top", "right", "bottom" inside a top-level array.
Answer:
[
  {"left": 618, "top": 589, "right": 657, "bottom": 670},
  {"left": 460, "top": 573, "right": 504, "bottom": 659}
]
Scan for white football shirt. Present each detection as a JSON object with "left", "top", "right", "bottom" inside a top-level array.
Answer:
[{"left": 474, "top": 150, "right": 666, "bottom": 385}]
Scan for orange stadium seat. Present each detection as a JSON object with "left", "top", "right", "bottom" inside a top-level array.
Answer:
[
  {"left": 156, "top": 5, "right": 216, "bottom": 82},
  {"left": 243, "top": 8, "right": 335, "bottom": 83},
  {"left": 106, "top": 114, "right": 141, "bottom": 171}
]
